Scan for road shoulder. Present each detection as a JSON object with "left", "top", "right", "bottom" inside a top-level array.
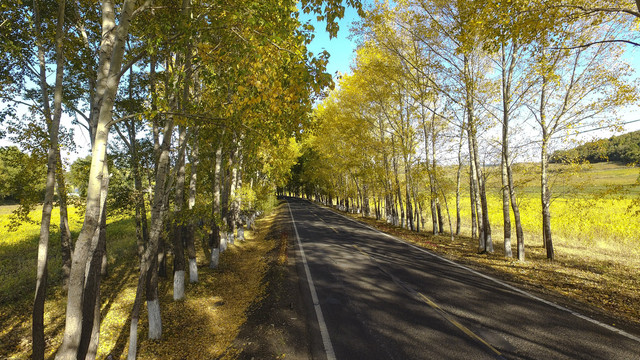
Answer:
[{"left": 227, "top": 202, "right": 313, "bottom": 360}]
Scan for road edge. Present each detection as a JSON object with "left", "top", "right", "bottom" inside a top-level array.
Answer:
[{"left": 307, "top": 199, "right": 640, "bottom": 344}]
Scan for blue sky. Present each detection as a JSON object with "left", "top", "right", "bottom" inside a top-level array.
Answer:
[{"left": 299, "top": 5, "right": 363, "bottom": 77}]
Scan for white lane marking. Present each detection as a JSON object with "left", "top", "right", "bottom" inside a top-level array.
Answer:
[
  {"left": 314, "top": 202, "right": 640, "bottom": 344},
  {"left": 287, "top": 201, "right": 337, "bottom": 360}
]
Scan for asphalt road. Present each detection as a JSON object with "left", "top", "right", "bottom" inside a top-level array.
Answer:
[{"left": 285, "top": 197, "right": 640, "bottom": 360}]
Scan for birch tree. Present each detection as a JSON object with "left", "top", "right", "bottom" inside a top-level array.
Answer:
[
  {"left": 56, "top": 1, "right": 152, "bottom": 358},
  {"left": 530, "top": 23, "right": 637, "bottom": 260}
]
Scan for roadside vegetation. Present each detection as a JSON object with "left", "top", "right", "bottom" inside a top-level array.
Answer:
[
  {"left": 0, "top": 1, "right": 356, "bottom": 358},
  {"left": 0, "top": 204, "right": 280, "bottom": 360}
]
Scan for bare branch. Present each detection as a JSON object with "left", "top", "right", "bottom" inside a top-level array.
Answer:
[
  {"left": 132, "top": 0, "right": 153, "bottom": 18},
  {"left": 118, "top": 50, "right": 147, "bottom": 80},
  {"left": 550, "top": 39, "right": 640, "bottom": 50},
  {"left": 62, "top": 101, "right": 90, "bottom": 123},
  {"left": 112, "top": 123, "right": 132, "bottom": 150},
  {"left": 551, "top": 4, "right": 640, "bottom": 19}
]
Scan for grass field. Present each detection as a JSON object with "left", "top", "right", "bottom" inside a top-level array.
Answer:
[
  {"left": 0, "top": 202, "right": 281, "bottom": 359},
  {"left": 444, "top": 162, "right": 640, "bottom": 247}
]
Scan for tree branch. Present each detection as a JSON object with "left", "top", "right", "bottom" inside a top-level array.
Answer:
[
  {"left": 106, "top": 111, "right": 227, "bottom": 128},
  {"left": 132, "top": 0, "right": 153, "bottom": 18},
  {"left": 64, "top": 102, "right": 90, "bottom": 124},
  {"left": 0, "top": 97, "right": 39, "bottom": 114},
  {"left": 112, "top": 123, "right": 132, "bottom": 150},
  {"left": 550, "top": 39, "right": 640, "bottom": 50},
  {"left": 552, "top": 4, "right": 640, "bottom": 19},
  {"left": 118, "top": 49, "right": 147, "bottom": 80},
  {"left": 251, "top": 29, "right": 296, "bottom": 55}
]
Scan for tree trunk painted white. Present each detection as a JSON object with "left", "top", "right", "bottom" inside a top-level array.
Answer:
[
  {"left": 147, "top": 299, "right": 162, "bottom": 339},
  {"left": 220, "top": 233, "right": 227, "bottom": 252},
  {"left": 189, "top": 259, "right": 198, "bottom": 283},
  {"left": 237, "top": 226, "right": 244, "bottom": 241},
  {"left": 173, "top": 270, "right": 185, "bottom": 301},
  {"left": 127, "top": 320, "right": 138, "bottom": 360},
  {"left": 228, "top": 231, "right": 234, "bottom": 245},
  {"left": 209, "top": 248, "right": 220, "bottom": 269}
]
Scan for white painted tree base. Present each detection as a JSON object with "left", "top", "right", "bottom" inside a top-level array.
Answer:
[
  {"left": 228, "top": 232, "right": 234, "bottom": 245},
  {"left": 173, "top": 270, "right": 185, "bottom": 301},
  {"left": 210, "top": 248, "right": 220, "bottom": 269},
  {"left": 237, "top": 226, "right": 244, "bottom": 241},
  {"left": 147, "top": 299, "right": 162, "bottom": 339},
  {"left": 127, "top": 320, "right": 138, "bottom": 360},
  {"left": 220, "top": 237, "right": 227, "bottom": 252},
  {"left": 189, "top": 258, "right": 198, "bottom": 283}
]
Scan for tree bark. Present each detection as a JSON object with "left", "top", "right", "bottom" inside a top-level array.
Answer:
[
  {"left": 210, "top": 137, "right": 224, "bottom": 268},
  {"left": 455, "top": 125, "right": 463, "bottom": 236},
  {"left": 78, "top": 161, "right": 109, "bottom": 360},
  {"left": 540, "top": 73, "right": 554, "bottom": 261},
  {"left": 57, "top": 149, "right": 73, "bottom": 290},
  {"left": 501, "top": 41, "right": 517, "bottom": 258},
  {"left": 509, "top": 161, "right": 525, "bottom": 261},
  {"left": 33, "top": 0, "right": 65, "bottom": 357},
  {"left": 501, "top": 151, "right": 513, "bottom": 258},
  {"left": 173, "top": 125, "right": 188, "bottom": 301},
  {"left": 541, "top": 137, "right": 554, "bottom": 260},
  {"left": 469, "top": 166, "right": 478, "bottom": 240},
  {"left": 465, "top": 54, "right": 493, "bottom": 253},
  {"left": 127, "top": 115, "right": 174, "bottom": 359},
  {"left": 187, "top": 129, "right": 199, "bottom": 283},
  {"left": 56, "top": 1, "right": 138, "bottom": 358}
]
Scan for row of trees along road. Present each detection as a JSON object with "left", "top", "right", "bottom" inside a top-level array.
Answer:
[
  {"left": 286, "top": 0, "right": 639, "bottom": 261},
  {"left": 0, "top": 0, "right": 363, "bottom": 359}
]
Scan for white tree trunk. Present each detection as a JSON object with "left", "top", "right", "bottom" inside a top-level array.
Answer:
[{"left": 189, "top": 259, "right": 198, "bottom": 283}]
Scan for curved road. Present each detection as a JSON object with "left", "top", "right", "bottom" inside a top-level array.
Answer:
[{"left": 285, "top": 197, "right": 640, "bottom": 360}]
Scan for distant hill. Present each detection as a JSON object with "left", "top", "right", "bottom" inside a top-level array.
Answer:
[{"left": 551, "top": 130, "right": 640, "bottom": 165}]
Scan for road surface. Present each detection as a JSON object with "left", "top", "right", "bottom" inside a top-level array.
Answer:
[{"left": 285, "top": 197, "right": 640, "bottom": 360}]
